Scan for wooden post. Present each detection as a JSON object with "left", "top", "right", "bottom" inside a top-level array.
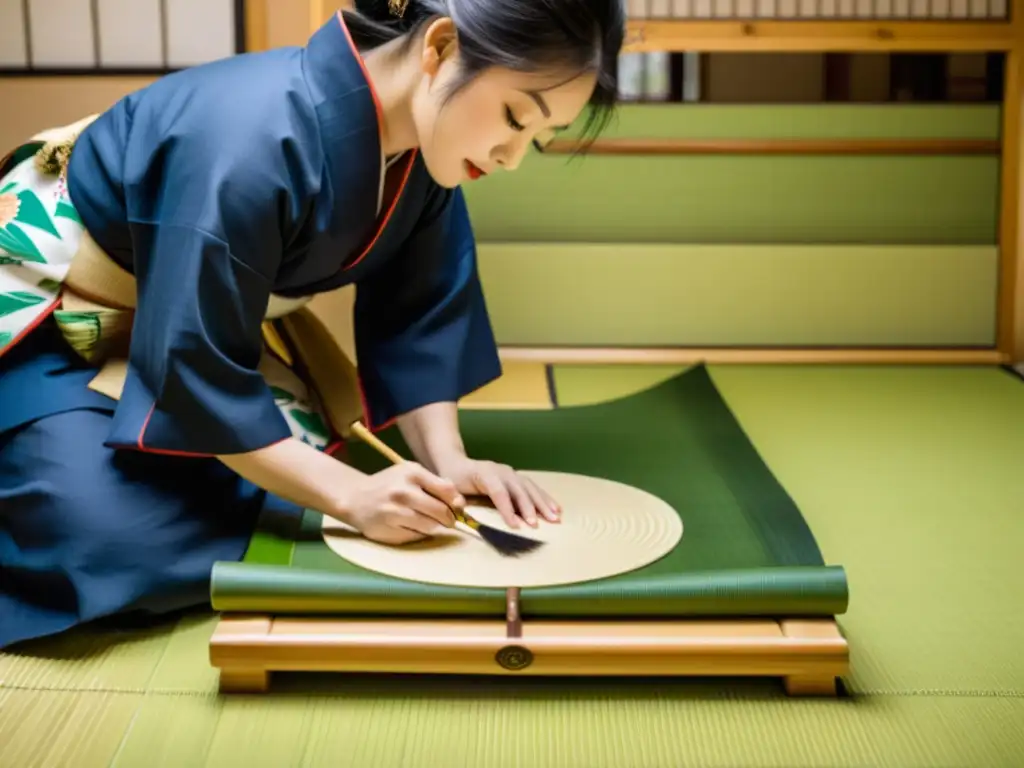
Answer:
[
  {"left": 624, "top": 20, "right": 1016, "bottom": 53},
  {"left": 1002, "top": 1, "right": 1024, "bottom": 363},
  {"left": 243, "top": 0, "right": 269, "bottom": 52},
  {"left": 309, "top": 0, "right": 328, "bottom": 34}
]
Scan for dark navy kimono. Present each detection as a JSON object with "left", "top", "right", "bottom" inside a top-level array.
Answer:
[{"left": 0, "top": 13, "right": 500, "bottom": 648}]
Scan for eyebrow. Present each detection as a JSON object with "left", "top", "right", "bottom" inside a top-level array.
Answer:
[
  {"left": 525, "top": 90, "right": 551, "bottom": 118},
  {"left": 522, "top": 90, "right": 571, "bottom": 131}
]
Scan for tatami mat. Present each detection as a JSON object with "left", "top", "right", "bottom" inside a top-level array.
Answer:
[
  {"left": 460, "top": 361, "right": 553, "bottom": 409},
  {"left": 553, "top": 364, "right": 1024, "bottom": 696},
  {"left": 3, "top": 363, "right": 1024, "bottom": 766},
  {"left": 552, "top": 364, "right": 690, "bottom": 406},
  {"left": 0, "top": 614, "right": 219, "bottom": 696},
  {"left": 705, "top": 365, "right": 1024, "bottom": 696},
  {"left": 3, "top": 685, "right": 1024, "bottom": 767}
]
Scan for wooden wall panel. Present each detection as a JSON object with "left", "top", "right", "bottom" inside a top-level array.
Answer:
[
  {"left": 0, "top": 2, "right": 28, "bottom": 67},
  {"left": 6, "top": 0, "right": 240, "bottom": 71},
  {"left": 96, "top": 0, "right": 164, "bottom": 67},
  {"left": 0, "top": 77, "right": 156, "bottom": 149},
  {"left": 165, "top": 0, "right": 236, "bottom": 67},
  {"left": 27, "top": 0, "right": 95, "bottom": 67}
]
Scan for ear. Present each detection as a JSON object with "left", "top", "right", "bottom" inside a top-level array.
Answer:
[{"left": 420, "top": 17, "right": 459, "bottom": 77}]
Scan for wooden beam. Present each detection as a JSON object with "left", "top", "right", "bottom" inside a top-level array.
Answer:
[
  {"left": 624, "top": 20, "right": 1017, "bottom": 53},
  {"left": 310, "top": 0, "right": 334, "bottom": 33},
  {"left": 244, "top": 0, "right": 269, "bottom": 52},
  {"left": 1000, "top": 3, "right": 1024, "bottom": 362},
  {"left": 497, "top": 347, "right": 1008, "bottom": 366},
  {"left": 545, "top": 138, "right": 1000, "bottom": 156}
]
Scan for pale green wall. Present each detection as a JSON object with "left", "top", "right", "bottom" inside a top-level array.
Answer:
[
  {"left": 466, "top": 104, "right": 1002, "bottom": 347},
  {"left": 463, "top": 105, "right": 1000, "bottom": 245},
  {"left": 477, "top": 243, "right": 998, "bottom": 347},
  {"left": 545, "top": 104, "right": 1000, "bottom": 140}
]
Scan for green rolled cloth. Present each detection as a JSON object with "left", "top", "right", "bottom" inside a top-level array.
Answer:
[{"left": 211, "top": 365, "right": 849, "bottom": 618}]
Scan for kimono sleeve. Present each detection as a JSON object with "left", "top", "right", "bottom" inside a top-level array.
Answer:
[
  {"left": 103, "top": 148, "right": 293, "bottom": 456},
  {"left": 353, "top": 187, "right": 501, "bottom": 430}
]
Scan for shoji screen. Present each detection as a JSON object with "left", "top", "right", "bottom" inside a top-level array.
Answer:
[
  {"left": 2, "top": 0, "right": 245, "bottom": 73},
  {"left": 626, "top": 0, "right": 1008, "bottom": 17}
]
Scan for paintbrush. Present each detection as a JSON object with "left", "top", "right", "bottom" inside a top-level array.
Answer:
[{"left": 349, "top": 421, "right": 543, "bottom": 557}]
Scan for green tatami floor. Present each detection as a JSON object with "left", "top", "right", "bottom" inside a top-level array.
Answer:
[{"left": 3, "top": 364, "right": 1024, "bottom": 767}]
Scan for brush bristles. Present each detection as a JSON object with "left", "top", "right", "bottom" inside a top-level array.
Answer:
[{"left": 475, "top": 524, "right": 544, "bottom": 557}]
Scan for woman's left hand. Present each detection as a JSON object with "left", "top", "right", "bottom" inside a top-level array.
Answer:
[{"left": 438, "top": 457, "right": 561, "bottom": 529}]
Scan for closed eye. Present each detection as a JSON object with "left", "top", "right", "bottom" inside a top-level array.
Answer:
[
  {"left": 505, "top": 106, "right": 524, "bottom": 131},
  {"left": 507, "top": 105, "right": 561, "bottom": 153},
  {"left": 533, "top": 127, "right": 559, "bottom": 153}
]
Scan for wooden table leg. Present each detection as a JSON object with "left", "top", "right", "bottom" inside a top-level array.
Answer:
[
  {"left": 780, "top": 618, "right": 848, "bottom": 696},
  {"left": 210, "top": 616, "right": 274, "bottom": 693},
  {"left": 783, "top": 674, "right": 838, "bottom": 696},
  {"left": 219, "top": 669, "right": 271, "bottom": 693}
]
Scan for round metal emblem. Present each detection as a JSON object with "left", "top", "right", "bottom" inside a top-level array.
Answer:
[{"left": 495, "top": 645, "right": 533, "bottom": 671}]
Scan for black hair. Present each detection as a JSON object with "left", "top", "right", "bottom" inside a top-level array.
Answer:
[{"left": 341, "top": 0, "right": 624, "bottom": 147}]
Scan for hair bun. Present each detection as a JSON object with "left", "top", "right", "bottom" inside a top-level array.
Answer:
[
  {"left": 353, "top": 0, "right": 415, "bottom": 22},
  {"left": 344, "top": 0, "right": 436, "bottom": 46}
]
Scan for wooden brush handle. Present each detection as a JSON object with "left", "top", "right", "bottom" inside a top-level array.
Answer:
[
  {"left": 350, "top": 422, "right": 405, "bottom": 465},
  {"left": 348, "top": 421, "right": 475, "bottom": 529}
]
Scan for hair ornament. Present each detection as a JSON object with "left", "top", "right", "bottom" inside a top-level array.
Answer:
[{"left": 388, "top": 0, "right": 409, "bottom": 17}]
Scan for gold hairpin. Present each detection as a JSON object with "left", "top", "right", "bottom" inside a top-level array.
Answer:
[{"left": 388, "top": 0, "right": 408, "bottom": 17}]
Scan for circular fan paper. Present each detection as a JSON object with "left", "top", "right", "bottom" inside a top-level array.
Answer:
[{"left": 321, "top": 471, "right": 684, "bottom": 588}]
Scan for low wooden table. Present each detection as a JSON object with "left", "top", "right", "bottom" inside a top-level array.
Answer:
[{"left": 210, "top": 588, "right": 849, "bottom": 696}]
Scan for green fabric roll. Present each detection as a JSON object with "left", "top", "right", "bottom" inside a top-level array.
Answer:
[
  {"left": 210, "top": 563, "right": 848, "bottom": 616},
  {"left": 210, "top": 365, "right": 849, "bottom": 617}
]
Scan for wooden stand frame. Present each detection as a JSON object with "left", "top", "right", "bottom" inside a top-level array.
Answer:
[{"left": 210, "top": 590, "right": 849, "bottom": 696}]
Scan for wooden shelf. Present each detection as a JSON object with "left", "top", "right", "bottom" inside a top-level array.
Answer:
[
  {"left": 498, "top": 347, "right": 1009, "bottom": 366},
  {"left": 623, "top": 19, "right": 1019, "bottom": 53},
  {"left": 544, "top": 138, "right": 1000, "bottom": 156}
]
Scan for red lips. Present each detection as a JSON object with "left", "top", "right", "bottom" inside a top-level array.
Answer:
[{"left": 465, "top": 161, "right": 486, "bottom": 180}]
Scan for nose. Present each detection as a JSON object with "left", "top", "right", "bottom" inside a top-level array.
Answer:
[{"left": 492, "top": 135, "right": 530, "bottom": 172}]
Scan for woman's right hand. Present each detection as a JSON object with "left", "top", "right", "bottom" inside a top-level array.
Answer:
[
  {"left": 220, "top": 438, "right": 463, "bottom": 546},
  {"left": 335, "top": 462, "right": 465, "bottom": 545}
]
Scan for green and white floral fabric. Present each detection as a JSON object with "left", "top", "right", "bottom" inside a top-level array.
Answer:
[
  {"left": 262, "top": 354, "right": 334, "bottom": 451},
  {"left": 0, "top": 154, "right": 83, "bottom": 352},
  {"left": 0, "top": 148, "right": 334, "bottom": 450}
]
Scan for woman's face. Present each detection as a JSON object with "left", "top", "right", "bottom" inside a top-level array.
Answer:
[{"left": 410, "top": 19, "right": 598, "bottom": 189}]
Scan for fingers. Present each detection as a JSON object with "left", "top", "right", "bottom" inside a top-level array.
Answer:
[
  {"left": 369, "top": 524, "right": 427, "bottom": 545},
  {"left": 373, "top": 460, "right": 561, "bottom": 541},
  {"left": 406, "top": 464, "right": 465, "bottom": 509},
  {"left": 399, "top": 485, "right": 456, "bottom": 528},
  {"left": 522, "top": 476, "right": 560, "bottom": 523},
  {"left": 372, "top": 506, "right": 449, "bottom": 543},
  {"left": 378, "top": 463, "right": 460, "bottom": 528},
  {"left": 467, "top": 462, "right": 562, "bottom": 529},
  {"left": 476, "top": 471, "right": 520, "bottom": 529},
  {"left": 395, "top": 510, "right": 447, "bottom": 538},
  {"left": 503, "top": 471, "right": 539, "bottom": 527}
]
